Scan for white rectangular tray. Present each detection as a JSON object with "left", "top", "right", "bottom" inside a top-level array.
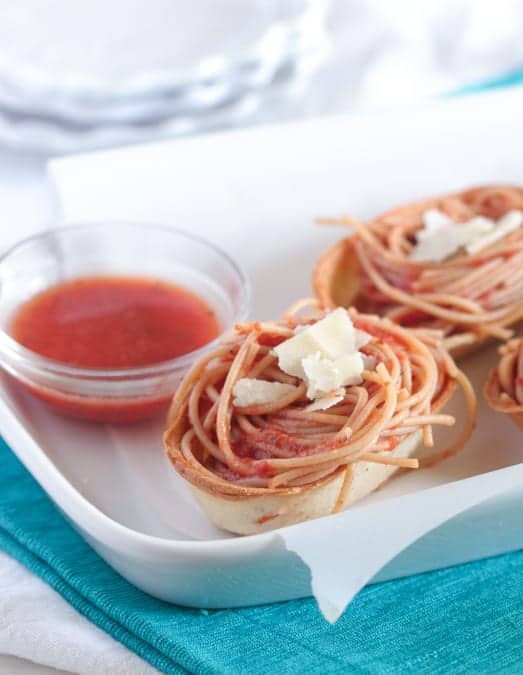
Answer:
[{"left": 2, "top": 87, "right": 523, "bottom": 617}]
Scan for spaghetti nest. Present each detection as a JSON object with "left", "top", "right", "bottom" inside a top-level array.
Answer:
[
  {"left": 319, "top": 185, "right": 523, "bottom": 352},
  {"left": 164, "top": 306, "right": 476, "bottom": 506},
  {"left": 484, "top": 337, "right": 523, "bottom": 414}
]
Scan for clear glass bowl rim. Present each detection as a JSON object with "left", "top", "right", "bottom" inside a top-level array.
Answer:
[{"left": 0, "top": 222, "right": 251, "bottom": 381}]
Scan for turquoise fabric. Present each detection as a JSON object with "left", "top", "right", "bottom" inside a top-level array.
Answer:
[
  {"left": 451, "top": 68, "right": 523, "bottom": 95},
  {"left": 1, "top": 437, "right": 523, "bottom": 674}
]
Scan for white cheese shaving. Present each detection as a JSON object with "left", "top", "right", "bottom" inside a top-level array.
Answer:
[
  {"left": 355, "top": 329, "right": 372, "bottom": 349},
  {"left": 465, "top": 209, "right": 523, "bottom": 255},
  {"left": 301, "top": 352, "right": 339, "bottom": 397},
  {"left": 411, "top": 208, "right": 523, "bottom": 262},
  {"left": 305, "top": 388, "right": 346, "bottom": 412},
  {"left": 362, "top": 353, "right": 377, "bottom": 371},
  {"left": 306, "top": 308, "right": 371, "bottom": 356},
  {"left": 233, "top": 378, "right": 297, "bottom": 408},
  {"left": 273, "top": 309, "right": 372, "bottom": 403},
  {"left": 273, "top": 308, "right": 370, "bottom": 379},
  {"left": 302, "top": 351, "right": 364, "bottom": 399},
  {"left": 412, "top": 214, "right": 494, "bottom": 262},
  {"left": 272, "top": 329, "right": 320, "bottom": 380},
  {"left": 421, "top": 208, "right": 454, "bottom": 232}
]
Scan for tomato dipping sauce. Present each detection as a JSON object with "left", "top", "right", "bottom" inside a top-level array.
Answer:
[{"left": 9, "top": 275, "right": 220, "bottom": 423}]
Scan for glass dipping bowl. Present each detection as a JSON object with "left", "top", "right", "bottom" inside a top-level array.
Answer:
[{"left": 0, "top": 223, "right": 250, "bottom": 423}]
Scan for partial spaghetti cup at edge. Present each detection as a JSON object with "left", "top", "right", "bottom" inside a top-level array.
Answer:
[
  {"left": 164, "top": 305, "right": 476, "bottom": 535},
  {"left": 484, "top": 337, "right": 523, "bottom": 431},
  {"left": 314, "top": 185, "right": 523, "bottom": 359}
]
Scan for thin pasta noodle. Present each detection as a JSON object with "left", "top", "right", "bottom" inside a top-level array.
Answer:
[{"left": 484, "top": 338, "right": 523, "bottom": 430}]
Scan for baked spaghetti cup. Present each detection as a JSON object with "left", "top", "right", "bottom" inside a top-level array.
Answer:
[
  {"left": 484, "top": 338, "right": 523, "bottom": 430},
  {"left": 164, "top": 305, "right": 476, "bottom": 534},
  {"left": 314, "top": 185, "right": 523, "bottom": 357}
]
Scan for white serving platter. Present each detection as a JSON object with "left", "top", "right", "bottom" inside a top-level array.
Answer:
[{"left": 2, "top": 87, "right": 523, "bottom": 617}]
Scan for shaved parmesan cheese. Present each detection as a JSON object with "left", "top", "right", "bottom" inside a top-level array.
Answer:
[
  {"left": 272, "top": 330, "right": 320, "bottom": 379},
  {"left": 355, "top": 329, "right": 372, "bottom": 349},
  {"left": 305, "top": 388, "right": 345, "bottom": 412},
  {"left": 422, "top": 208, "right": 454, "bottom": 232},
  {"left": 362, "top": 353, "right": 377, "bottom": 371},
  {"left": 333, "top": 353, "right": 366, "bottom": 386},
  {"left": 301, "top": 352, "right": 339, "bottom": 398},
  {"left": 306, "top": 308, "right": 360, "bottom": 357},
  {"left": 273, "top": 309, "right": 370, "bottom": 402},
  {"left": 302, "top": 352, "right": 364, "bottom": 399},
  {"left": 465, "top": 209, "right": 523, "bottom": 255},
  {"left": 273, "top": 308, "right": 370, "bottom": 379},
  {"left": 412, "top": 208, "right": 523, "bottom": 262},
  {"left": 412, "top": 214, "right": 494, "bottom": 262},
  {"left": 233, "top": 379, "right": 297, "bottom": 408}
]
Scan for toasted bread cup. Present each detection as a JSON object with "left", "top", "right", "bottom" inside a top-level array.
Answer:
[{"left": 183, "top": 431, "right": 422, "bottom": 535}]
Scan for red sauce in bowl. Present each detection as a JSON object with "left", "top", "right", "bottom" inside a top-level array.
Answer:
[{"left": 9, "top": 275, "right": 220, "bottom": 423}]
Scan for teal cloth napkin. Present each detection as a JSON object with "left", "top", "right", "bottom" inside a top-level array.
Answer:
[
  {"left": 2, "top": 437, "right": 523, "bottom": 675},
  {"left": 453, "top": 68, "right": 523, "bottom": 96}
]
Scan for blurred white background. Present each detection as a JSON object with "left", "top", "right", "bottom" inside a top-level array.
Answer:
[
  {"left": 319, "top": 0, "right": 523, "bottom": 110},
  {"left": 0, "top": 0, "right": 520, "bottom": 152},
  {"left": 0, "top": 1, "right": 522, "bottom": 674}
]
